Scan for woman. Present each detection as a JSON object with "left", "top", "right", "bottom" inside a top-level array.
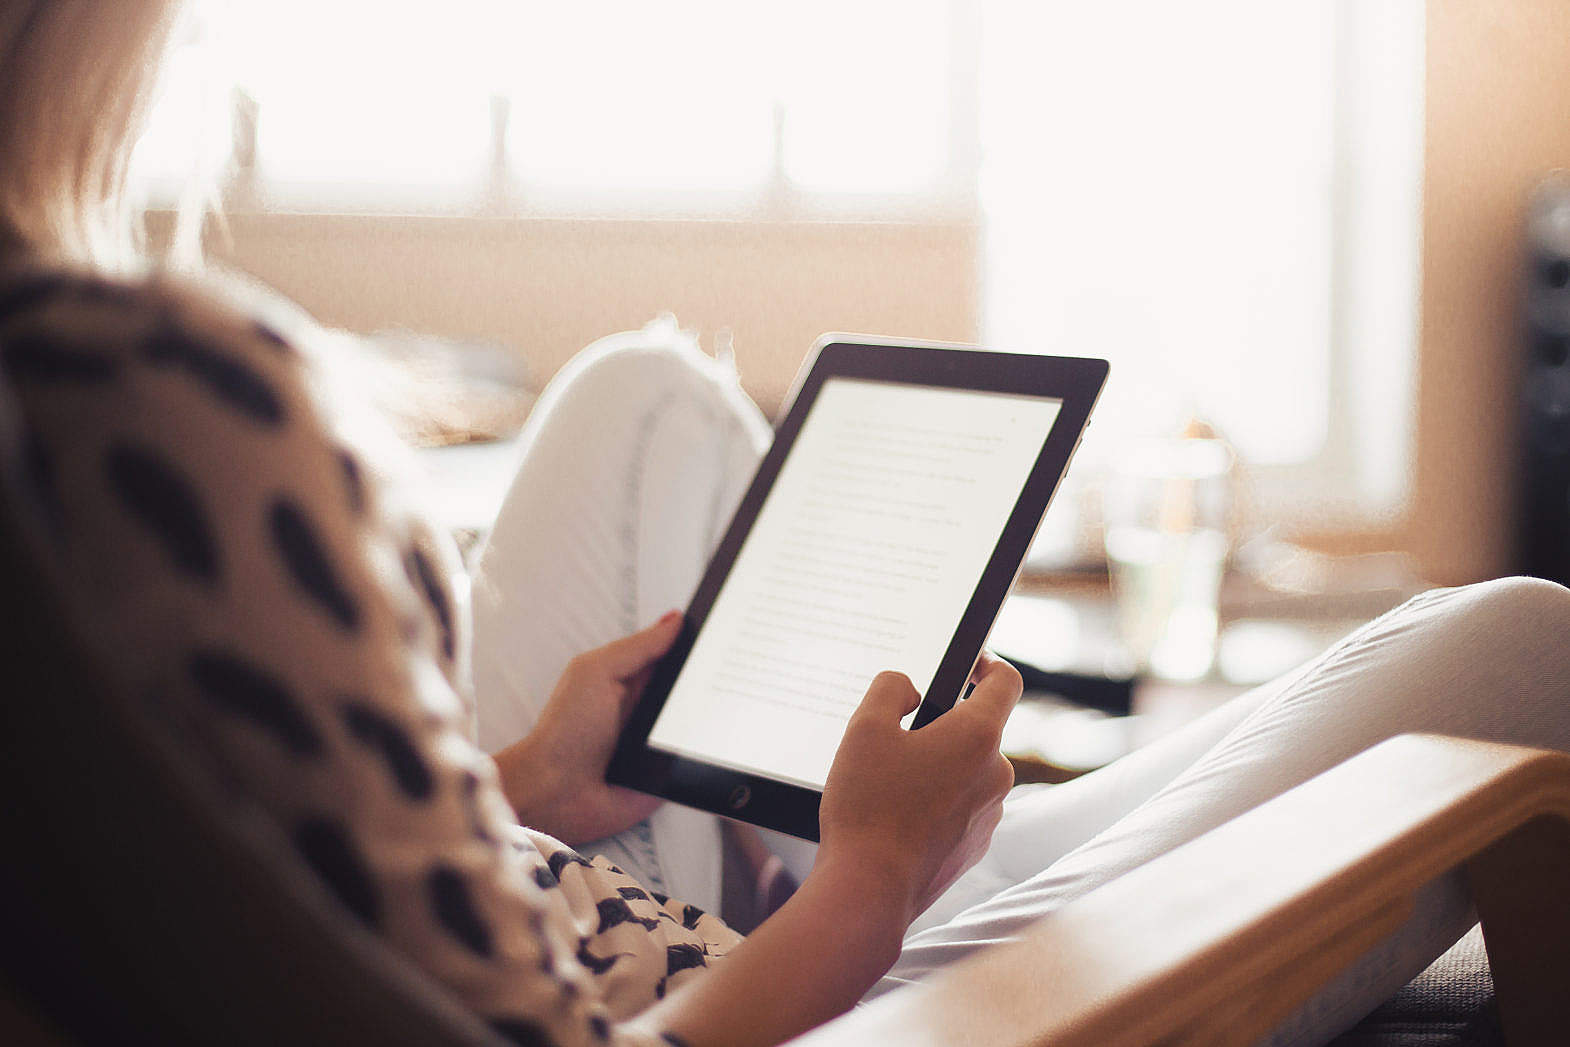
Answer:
[{"left": 3, "top": 4, "right": 1568, "bottom": 1046}]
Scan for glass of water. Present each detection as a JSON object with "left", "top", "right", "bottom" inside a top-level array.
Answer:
[{"left": 1103, "top": 436, "right": 1235, "bottom": 681}]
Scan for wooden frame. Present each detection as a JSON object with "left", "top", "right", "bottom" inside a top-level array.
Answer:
[{"left": 791, "top": 734, "right": 1570, "bottom": 1046}]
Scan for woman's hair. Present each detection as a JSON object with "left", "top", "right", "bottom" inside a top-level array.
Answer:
[{"left": 0, "top": 1, "right": 186, "bottom": 271}]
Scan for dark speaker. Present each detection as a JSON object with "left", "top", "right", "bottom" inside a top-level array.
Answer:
[{"left": 1520, "top": 176, "right": 1570, "bottom": 586}]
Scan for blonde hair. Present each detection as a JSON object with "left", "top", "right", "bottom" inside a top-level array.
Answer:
[{"left": 0, "top": 1, "right": 186, "bottom": 271}]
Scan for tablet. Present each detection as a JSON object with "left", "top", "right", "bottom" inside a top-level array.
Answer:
[{"left": 607, "top": 336, "right": 1108, "bottom": 840}]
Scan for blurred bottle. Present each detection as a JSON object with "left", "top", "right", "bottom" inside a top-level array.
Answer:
[{"left": 1103, "top": 421, "right": 1235, "bottom": 681}]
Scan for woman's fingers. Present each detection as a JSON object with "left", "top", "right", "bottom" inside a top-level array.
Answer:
[
  {"left": 959, "top": 657, "right": 1024, "bottom": 733},
  {"left": 856, "top": 653, "right": 1018, "bottom": 732},
  {"left": 854, "top": 670, "right": 922, "bottom": 724},
  {"left": 593, "top": 610, "right": 683, "bottom": 678},
  {"left": 968, "top": 648, "right": 1008, "bottom": 685}
]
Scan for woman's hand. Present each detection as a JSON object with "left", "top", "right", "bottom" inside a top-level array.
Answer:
[
  {"left": 817, "top": 652, "right": 1023, "bottom": 926},
  {"left": 493, "top": 612, "right": 682, "bottom": 844},
  {"left": 636, "top": 652, "right": 1022, "bottom": 1047}
]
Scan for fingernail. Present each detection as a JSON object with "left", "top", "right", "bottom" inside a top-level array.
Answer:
[{"left": 660, "top": 610, "right": 681, "bottom": 624}]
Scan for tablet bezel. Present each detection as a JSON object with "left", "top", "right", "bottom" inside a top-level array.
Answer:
[{"left": 606, "top": 335, "right": 1108, "bottom": 841}]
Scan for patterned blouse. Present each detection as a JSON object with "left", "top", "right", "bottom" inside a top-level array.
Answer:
[{"left": 0, "top": 261, "right": 741, "bottom": 1046}]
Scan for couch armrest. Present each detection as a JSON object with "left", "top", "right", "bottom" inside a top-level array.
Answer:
[{"left": 790, "top": 734, "right": 1570, "bottom": 1047}]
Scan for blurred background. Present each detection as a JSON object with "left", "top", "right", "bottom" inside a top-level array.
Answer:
[{"left": 132, "top": 1, "right": 1570, "bottom": 764}]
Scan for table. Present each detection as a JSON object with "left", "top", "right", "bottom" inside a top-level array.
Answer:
[{"left": 994, "top": 571, "right": 1418, "bottom": 775}]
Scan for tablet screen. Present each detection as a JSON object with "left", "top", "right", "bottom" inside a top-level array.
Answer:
[{"left": 646, "top": 377, "right": 1063, "bottom": 790}]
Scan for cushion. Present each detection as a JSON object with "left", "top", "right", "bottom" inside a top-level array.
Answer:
[{"left": 1330, "top": 925, "right": 1503, "bottom": 1047}]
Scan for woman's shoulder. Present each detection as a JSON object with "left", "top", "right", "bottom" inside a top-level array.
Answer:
[
  {"left": 0, "top": 259, "right": 354, "bottom": 523},
  {"left": 0, "top": 253, "right": 471, "bottom": 718},
  {"left": 0, "top": 257, "right": 316, "bottom": 378},
  {"left": 0, "top": 256, "right": 404, "bottom": 502}
]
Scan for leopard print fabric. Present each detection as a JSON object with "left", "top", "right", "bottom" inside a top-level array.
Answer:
[{"left": 0, "top": 263, "right": 740, "bottom": 1046}]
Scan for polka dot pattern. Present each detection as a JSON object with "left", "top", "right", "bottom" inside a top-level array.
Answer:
[
  {"left": 141, "top": 325, "right": 285, "bottom": 425},
  {"left": 1, "top": 267, "right": 743, "bottom": 1046},
  {"left": 188, "top": 649, "right": 323, "bottom": 756},
  {"left": 575, "top": 938, "right": 623, "bottom": 976},
  {"left": 2, "top": 332, "right": 121, "bottom": 384},
  {"left": 341, "top": 700, "right": 433, "bottom": 800},
  {"left": 335, "top": 448, "right": 366, "bottom": 514},
  {"left": 665, "top": 944, "right": 707, "bottom": 978},
  {"left": 106, "top": 442, "right": 219, "bottom": 581},
  {"left": 294, "top": 817, "right": 380, "bottom": 928},
  {"left": 595, "top": 898, "right": 660, "bottom": 935},
  {"left": 251, "top": 321, "right": 294, "bottom": 355},
  {"left": 490, "top": 1018, "right": 556, "bottom": 1046},
  {"left": 0, "top": 273, "right": 69, "bottom": 318},
  {"left": 405, "top": 545, "right": 455, "bottom": 660},
  {"left": 549, "top": 850, "right": 593, "bottom": 880},
  {"left": 458, "top": 769, "right": 496, "bottom": 844},
  {"left": 429, "top": 865, "right": 494, "bottom": 958},
  {"left": 269, "top": 497, "right": 360, "bottom": 630}
]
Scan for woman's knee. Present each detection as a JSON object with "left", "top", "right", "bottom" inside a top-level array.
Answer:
[
  {"left": 1366, "top": 576, "right": 1570, "bottom": 735},
  {"left": 1419, "top": 575, "right": 1570, "bottom": 645},
  {"left": 1276, "top": 576, "right": 1570, "bottom": 733},
  {"left": 532, "top": 317, "right": 767, "bottom": 447}
]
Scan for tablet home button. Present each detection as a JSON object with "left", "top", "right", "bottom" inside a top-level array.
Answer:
[{"left": 728, "top": 785, "right": 752, "bottom": 809}]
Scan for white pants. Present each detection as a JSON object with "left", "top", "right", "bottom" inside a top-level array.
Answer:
[{"left": 470, "top": 326, "right": 1570, "bottom": 1046}]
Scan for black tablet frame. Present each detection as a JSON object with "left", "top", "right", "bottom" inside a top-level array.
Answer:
[{"left": 606, "top": 336, "right": 1108, "bottom": 841}]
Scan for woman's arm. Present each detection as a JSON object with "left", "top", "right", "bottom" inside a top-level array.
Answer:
[
  {"left": 634, "top": 853, "right": 910, "bottom": 1046},
  {"left": 488, "top": 603, "right": 1021, "bottom": 1043},
  {"left": 630, "top": 658, "right": 1023, "bottom": 1047}
]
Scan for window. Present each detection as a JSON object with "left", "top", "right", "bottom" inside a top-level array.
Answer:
[
  {"left": 980, "top": 0, "right": 1424, "bottom": 550},
  {"left": 135, "top": 0, "right": 971, "bottom": 216},
  {"left": 134, "top": 1, "right": 1424, "bottom": 545}
]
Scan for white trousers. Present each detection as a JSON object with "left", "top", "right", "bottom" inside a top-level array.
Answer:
[{"left": 470, "top": 326, "right": 1570, "bottom": 1046}]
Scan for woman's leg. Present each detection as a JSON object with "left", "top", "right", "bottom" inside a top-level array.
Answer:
[
  {"left": 469, "top": 318, "right": 771, "bottom": 913},
  {"left": 914, "top": 587, "right": 1460, "bottom": 935},
  {"left": 907, "top": 669, "right": 1286, "bottom": 934},
  {"left": 876, "top": 577, "right": 1570, "bottom": 1045}
]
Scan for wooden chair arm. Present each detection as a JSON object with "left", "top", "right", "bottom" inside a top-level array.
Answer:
[{"left": 790, "top": 733, "right": 1570, "bottom": 1047}]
